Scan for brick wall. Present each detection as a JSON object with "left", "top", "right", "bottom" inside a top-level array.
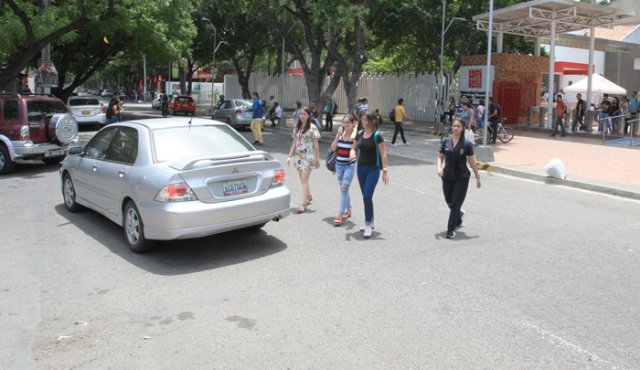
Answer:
[{"left": 461, "top": 54, "right": 548, "bottom": 123}]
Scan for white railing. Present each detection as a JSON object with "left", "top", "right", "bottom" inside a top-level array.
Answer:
[{"left": 223, "top": 73, "right": 443, "bottom": 122}]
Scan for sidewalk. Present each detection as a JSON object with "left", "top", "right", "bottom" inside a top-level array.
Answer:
[
  {"left": 197, "top": 102, "right": 640, "bottom": 199},
  {"left": 404, "top": 120, "right": 640, "bottom": 200}
]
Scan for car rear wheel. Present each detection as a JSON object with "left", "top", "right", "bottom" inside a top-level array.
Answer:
[
  {"left": 62, "top": 174, "right": 83, "bottom": 212},
  {"left": 123, "top": 201, "right": 154, "bottom": 253},
  {"left": 43, "top": 156, "right": 65, "bottom": 166},
  {"left": 0, "top": 144, "right": 16, "bottom": 175}
]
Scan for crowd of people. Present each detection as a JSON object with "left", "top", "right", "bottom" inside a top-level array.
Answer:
[
  {"left": 247, "top": 92, "right": 481, "bottom": 240},
  {"left": 547, "top": 90, "right": 639, "bottom": 137}
]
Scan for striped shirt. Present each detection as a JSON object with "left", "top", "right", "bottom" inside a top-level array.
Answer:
[{"left": 336, "top": 137, "right": 356, "bottom": 165}]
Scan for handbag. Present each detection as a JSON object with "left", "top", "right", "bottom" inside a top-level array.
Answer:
[{"left": 325, "top": 148, "right": 337, "bottom": 172}]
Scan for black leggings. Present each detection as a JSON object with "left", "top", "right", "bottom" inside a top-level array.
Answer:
[
  {"left": 442, "top": 177, "right": 470, "bottom": 232},
  {"left": 392, "top": 122, "right": 406, "bottom": 144}
]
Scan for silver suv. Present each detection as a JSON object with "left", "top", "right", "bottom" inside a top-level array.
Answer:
[{"left": 0, "top": 93, "right": 79, "bottom": 174}]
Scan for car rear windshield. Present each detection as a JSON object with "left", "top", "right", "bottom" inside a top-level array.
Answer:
[
  {"left": 235, "top": 99, "right": 251, "bottom": 107},
  {"left": 177, "top": 96, "right": 193, "bottom": 103},
  {"left": 152, "top": 125, "right": 254, "bottom": 163},
  {"left": 26, "top": 100, "right": 67, "bottom": 122},
  {"left": 69, "top": 98, "right": 100, "bottom": 106}
]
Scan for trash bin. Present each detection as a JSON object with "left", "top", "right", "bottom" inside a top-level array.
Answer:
[{"left": 538, "top": 106, "right": 546, "bottom": 127}]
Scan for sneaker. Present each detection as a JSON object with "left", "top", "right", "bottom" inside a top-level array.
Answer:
[
  {"left": 391, "top": 143, "right": 397, "bottom": 147},
  {"left": 404, "top": 142, "right": 410, "bottom": 146},
  {"left": 446, "top": 230, "right": 456, "bottom": 239},
  {"left": 363, "top": 224, "right": 373, "bottom": 238},
  {"left": 456, "top": 209, "right": 465, "bottom": 229},
  {"left": 360, "top": 223, "right": 375, "bottom": 232}
]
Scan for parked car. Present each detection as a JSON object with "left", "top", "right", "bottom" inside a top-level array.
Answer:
[
  {"left": 60, "top": 118, "right": 290, "bottom": 252},
  {"left": 101, "top": 89, "right": 114, "bottom": 97},
  {"left": 67, "top": 96, "right": 107, "bottom": 127},
  {"left": 169, "top": 95, "right": 196, "bottom": 116},
  {"left": 151, "top": 93, "right": 167, "bottom": 110},
  {"left": 0, "top": 93, "right": 79, "bottom": 174},
  {"left": 211, "top": 99, "right": 254, "bottom": 129}
]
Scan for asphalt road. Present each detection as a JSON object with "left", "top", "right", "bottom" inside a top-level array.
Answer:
[{"left": 1, "top": 107, "right": 639, "bottom": 369}]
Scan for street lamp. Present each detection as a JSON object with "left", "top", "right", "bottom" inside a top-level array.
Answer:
[
  {"left": 202, "top": 17, "right": 217, "bottom": 112},
  {"left": 439, "top": 0, "right": 466, "bottom": 127}
]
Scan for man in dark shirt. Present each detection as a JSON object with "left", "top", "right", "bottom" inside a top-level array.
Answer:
[
  {"left": 572, "top": 93, "right": 586, "bottom": 132},
  {"left": 487, "top": 97, "right": 500, "bottom": 144},
  {"left": 599, "top": 94, "right": 611, "bottom": 134}
]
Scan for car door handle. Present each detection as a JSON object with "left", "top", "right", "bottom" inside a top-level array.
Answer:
[
  {"left": 92, "top": 165, "right": 100, "bottom": 172},
  {"left": 118, "top": 169, "right": 127, "bottom": 178}
]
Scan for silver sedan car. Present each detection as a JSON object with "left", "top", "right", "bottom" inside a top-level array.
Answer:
[
  {"left": 211, "top": 99, "right": 255, "bottom": 129},
  {"left": 67, "top": 96, "right": 107, "bottom": 127},
  {"left": 60, "top": 118, "right": 291, "bottom": 252}
]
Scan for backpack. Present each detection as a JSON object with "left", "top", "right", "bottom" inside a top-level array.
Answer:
[
  {"left": 389, "top": 107, "right": 396, "bottom": 122},
  {"left": 106, "top": 102, "right": 114, "bottom": 119}
]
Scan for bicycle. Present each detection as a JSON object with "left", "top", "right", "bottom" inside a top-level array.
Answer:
[{"left": 474, "top": 117, "right": 514, "bottom": 144}]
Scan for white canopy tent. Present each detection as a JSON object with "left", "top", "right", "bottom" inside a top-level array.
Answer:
[{"left": 564, "top": 73, "right": 626, "bottom": 95}]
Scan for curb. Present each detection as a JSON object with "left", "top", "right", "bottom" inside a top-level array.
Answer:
[{"left": 479, "top": 162, "right": 640, "bottom": 201}]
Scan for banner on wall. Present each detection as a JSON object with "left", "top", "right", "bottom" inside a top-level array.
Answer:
[{"left": 458, "top": 65, "right": 494, "bottom": 103}]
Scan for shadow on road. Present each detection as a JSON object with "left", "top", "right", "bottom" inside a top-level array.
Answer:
[{"left": 53, "top": 204, "right": 288, "bottom": 275}]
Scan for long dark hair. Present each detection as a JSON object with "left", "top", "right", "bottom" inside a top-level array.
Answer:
[
  {"left": 365, "top": 112, "right": 380, "bottom": 131},
  {"left": 295, "top": 106, "right": 312, "bottom": 134}
]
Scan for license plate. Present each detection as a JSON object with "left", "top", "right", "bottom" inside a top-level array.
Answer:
[
  {"left": 82, "top": 110, "right": 90, "bottom": 116},
  {"left": 46, "top": 149, "right": 63, "bottom": 157},
  {"left": 223, "top": 180, "right": 248, "bottom": 196}
]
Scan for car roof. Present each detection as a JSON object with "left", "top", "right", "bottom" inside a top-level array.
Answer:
[{"left": 113, "top": 117, "right": 227, "bottom": 130}]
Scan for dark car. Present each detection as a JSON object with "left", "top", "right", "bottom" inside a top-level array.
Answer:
[
  {"left": 170, "top": 95, "right": 196, "bottom": 116},
  {"left": 0, "top": 93, "right": 79, "bottom": 174}
]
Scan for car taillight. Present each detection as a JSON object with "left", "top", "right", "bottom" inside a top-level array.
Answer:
[
  {"left": 271, "top": 169, "right": 285, "bottom": 187},
  {"left": 235, "top": 109, "right": 242, "bottom": 114},
  {"left": 101, "top": 106, "right": 106, "bottom": 113},
  {"left": 154, "top": 182, "right": 197, "bottom": 202},
  {"left": 20, "top": 125, "right": 30, "bottom": 141}
]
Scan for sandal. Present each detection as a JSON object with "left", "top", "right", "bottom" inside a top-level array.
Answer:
[
  {"left": 333, "top": 215, "right": 343, "bottom": 226},
  {"left": 295, "top": 200, "right": 309, "bottom": 214},
  {"left": 307, "top": 195, "right": 313, "bottom": 204},
  {"left": 342, "top": 209, "right": 352, "bottom": 219}
]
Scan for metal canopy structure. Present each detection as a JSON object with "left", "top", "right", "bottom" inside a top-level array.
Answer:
[
  {"left": 473, "top": 0, "right": 634, "bottom": 38},
  {"left": 472, "top": 0, "right": 635, "bottom": 128}
]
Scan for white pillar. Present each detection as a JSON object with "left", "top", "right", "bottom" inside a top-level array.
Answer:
[
  {"left": 547, "top": 18, "right": 556, "bottom": 129},
  {"left": 534, "top": 38, "right": 541, "bottom": 57},
  {"left": 497, "top": 31, "right": 504, "bottom": 53}
]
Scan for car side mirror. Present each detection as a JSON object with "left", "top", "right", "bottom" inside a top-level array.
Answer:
[{"left": 67, "top": 145, "right": 83, "bottom": 155}]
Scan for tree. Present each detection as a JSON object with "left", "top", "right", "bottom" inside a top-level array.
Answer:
[
  {"left": 51, "top": 0, "right": 198, "bottom": 101},
  {"left": 202, "top": 0, "right": 274, "bottom": 99},
  {"left": 0, "top": 0, "right": 102, "bottom": 89}
]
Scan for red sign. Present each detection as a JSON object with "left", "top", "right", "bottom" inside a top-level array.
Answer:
[{"left": 468, "top": 69, "right": 483, "bottom": 89}]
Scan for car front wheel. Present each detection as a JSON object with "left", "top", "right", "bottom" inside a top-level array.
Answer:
[
  {"left": 62, "top": 174, "right": 83, "bottom": 212},
  {"left": 0, "top": 144, "right": 16, "bottom": 175},
  {"left": 123, "top": 201, "right": 154, "bottom": 253}
]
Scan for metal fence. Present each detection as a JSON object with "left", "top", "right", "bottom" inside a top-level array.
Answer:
[{"left": 223, "top": 73, "right": 441, "bottom": 122}]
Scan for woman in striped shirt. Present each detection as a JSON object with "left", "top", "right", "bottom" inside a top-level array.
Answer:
[{"left": 330, "top": 114, "right": 358, "bottom": 226}]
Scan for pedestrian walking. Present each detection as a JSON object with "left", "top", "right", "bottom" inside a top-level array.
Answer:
[
  {"left": 391, "top": 98, "right": 411, "bottom": 146},
  {"left": 572, "top": 93, "right": 586, "bottom": 132},
  {"left": 436, "top": 118, "right": 481, "bottom": 239},
  {"left": 599, "top": 94, "right": 611, "bottom": 134},
  {"left": 330, "top": 114, "right": 357, "bottom": 226},
  {"left": 459, "top": 100, "right": 476, "bottom": 130},
  {"left": 487, "top": 97, "right": 500, "bottom": 144},
  {"left": 352, "top": 112, "right": 389, "bottom": 238},
  {"left": 286, "top": 106, "right": 321, "bottom": 213},
  {"left": 476, "top": 99, "right": 486, "bottom": 129},
  {"left": 551, "top": 94, "right": 567, "bottom": 137},
  {"left": 161, "top": 94, "right": 169, "bottom": 118},
  {"left": 626, "top": 91, "right": 638, "bottom": 135},
  {"left": 324, "top": 94, "right": 336, "bottom": 132},
  {"left": 250, "top": 92, "right": 265, "bottom": 145}
]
